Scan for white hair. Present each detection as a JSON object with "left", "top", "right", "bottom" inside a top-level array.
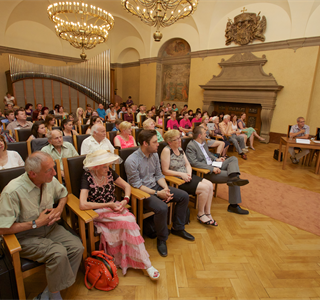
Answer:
[
  {"left": 91, "top": 123, "right": 104, "bottom": 136},
  {"left": 25, "top": 152, "right": 52, "bottom": 173},
  {"left": 47, "top": 129, "right": 62, "bottom": 140},
  {"left": 223, "top": 114, "right": 230, "bottom": 120},
  {"left": 211, "top": 116, "right": 219, "bottom": 122}
]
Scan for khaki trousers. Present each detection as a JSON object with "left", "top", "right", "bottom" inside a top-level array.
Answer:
[
  {"left": 17, "top": 223, "right": 84, "bottom": 293},
  {"left": 289, "top": 147, "right": 310, "bottom": 161}
]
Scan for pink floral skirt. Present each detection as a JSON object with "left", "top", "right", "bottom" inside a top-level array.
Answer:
[{"left": 94, "top": 207, "right": 151, "bottom": 275}]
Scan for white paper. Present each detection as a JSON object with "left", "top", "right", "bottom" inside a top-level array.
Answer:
[
  {"left": 212, "top": 161, "right": 223, "bottom": 168},
  {"left": 296, "top": 139, "right": 310, "bottom": 144}
]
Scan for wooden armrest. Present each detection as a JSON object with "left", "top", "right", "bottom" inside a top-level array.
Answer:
[
  {"left": 131, "top": 187, "right": 150, "bottom": 199},
  {"left": 165, "top": 175, "right": 184, "bottom": 186},
  {"left": 212, "top": 135, "right": 223, "bottom": 140},
  {"left": 3, "top": 234, "right": 21, "bottom": 255},
  {"left": 67, "top": 194, "right": 97, "bottom": 223},
  {"left": 192, "top": 167, "right": 210, "bottom": 174}
]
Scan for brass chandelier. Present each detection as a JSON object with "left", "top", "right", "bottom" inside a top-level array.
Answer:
[
  {"left": 47, "top": 2, "right": 115, "bottom": 60},
  {"left": 121, "top": 0, "right": 198, "bottom": 42}
]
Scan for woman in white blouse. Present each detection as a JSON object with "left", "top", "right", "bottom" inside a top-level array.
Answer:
[{"left": 0, "top": 135, "right": 24, "bottom": 170}]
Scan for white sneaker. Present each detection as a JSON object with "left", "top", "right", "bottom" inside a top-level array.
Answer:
[{"left": 242, "top": 148, "right": 249, "bottom": 153}]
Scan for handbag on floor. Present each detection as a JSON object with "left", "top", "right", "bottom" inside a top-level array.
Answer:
[
  {"left": 84, "top": 251, "right": 119, "bottom": 291},
  {"left": 273, "top": 149, "right": 283, "bottom": 161}
]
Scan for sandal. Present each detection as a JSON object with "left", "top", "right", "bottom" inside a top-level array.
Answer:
[
  {"left": 197, "top": 214, "right": 217, "bottom": 226},
  {"left": 205, "top": 214, "right": 218, "bottom": 227},
  {"left": 143, "top": 266, "right": 160, "bottom": 280},
  {"left": 249, "top": 146, "right": 255, "bottom": 150}
]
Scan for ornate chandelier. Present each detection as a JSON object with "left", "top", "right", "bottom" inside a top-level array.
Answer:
[
  {"left": 47, "top": 2, "right": 114, "bottom": 60},
  {"left": 121, "top": 0, "right": 198, "bottom": 42}
]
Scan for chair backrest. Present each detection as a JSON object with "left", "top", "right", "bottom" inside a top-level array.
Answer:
[
  {"left": 115, "top": 146, "right": 139, "bottom": 181},
  {"left": 287, "top": 125, "right": 292, "bottom": 138},
  {"left": 181, "top": 137, "right": 193, "bottom": 152},
  {"left": 7, "top": 142, "right": 29, "bottom": 161},
  {"left": 140, "top": 115, "right": 147, "bottom": 127},
  {"left": 15, "top": 128, "right": 32, "bottom": 142},
  {"left": 26, "top": 116, "right": 33, "bottom": 122},
  {"left": 63, "top": 155, "right": 86, "bottom": 198},
  {"left": 316, "top": 127, "right": 320, "bottom": 141},
  {"left": 107, "top": 130, "right": 118, "bottom": 146},
  {"left": 83, "top": 118, "right": 88, "bottom": 125},
  {"left": 2, "top": 129, "right": 9, "bottom": 134},
  {"left": 30, "top": 138, "right": 49, "bottom": 153},
  {"left": 52, "top": 126, "right": 62, "bottom": 131},
  {"left": 164, "top": 117, "right": 169, "bottom": 131},
  {"left": 63, "top": 135, "right": 74, "bottom": 146},
  {"left": 55, "top": 115, "right": 62, "bottom": 121},
  {"left": 105, "top": 122, "right": 114, "bottom": 132},
  {"left": 80, "top": 124, "right": 90, "bottom": 135},
  {"left": 0, "top": 166, "right": 25, "bottom": 192},
  {"left": 75, "top": 134, "right": 90, "bottom": 153},
  {"left": 192, "top": 121, "right": 201, "bottom": 129},
  {"left": 157, "top": 141, "right": 168, "bottom": 157},
  {"left": 133, "top": 112, "right": 138, "bottom": 123},
  {"left": 133, "top": 128, "right": 143, "bottom": 144}
]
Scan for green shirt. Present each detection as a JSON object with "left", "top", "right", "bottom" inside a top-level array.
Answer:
[
  {"left": 0, "top": 172, "right": 68, "bottom": 229},
  {"left": 41, "top": 142, "right": 79, "bottom": 170}
]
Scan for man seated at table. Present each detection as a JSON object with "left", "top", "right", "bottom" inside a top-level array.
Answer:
[
  {"left": 289, "top": 117, "right": 310, "bottom": 164},
  {"left": 41, "top": 130, "right": 79, "bottom": 178},
  {"left": 81, "top": 123, "right": 114, "bottom": 155},
  {"left": 186, "top": 126, "right": 249, "bottom": 215},
  {"left": 0, "top": 152, "right": 84, "bottom": 300}
]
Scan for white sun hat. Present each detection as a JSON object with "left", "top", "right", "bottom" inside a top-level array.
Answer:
[{"left": 83, "top": 149, "right": 122, "bottom": 169}]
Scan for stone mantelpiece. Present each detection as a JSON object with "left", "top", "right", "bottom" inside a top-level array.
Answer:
[{"left": 200, "top": 52, "right": 283, "bottom": 143}]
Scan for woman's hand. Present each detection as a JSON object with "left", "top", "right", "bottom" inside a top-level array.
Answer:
[
  {"left": 180, "top": 172, "right": 191, "bottom": 182},
  {"left": 109, "top": 201, "right": 126, "bottom": 212}
]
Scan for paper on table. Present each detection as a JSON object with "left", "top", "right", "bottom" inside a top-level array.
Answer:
[
  {"left": 296, "top": 139, "right": 311, "bottom": 144},
  {"left": 212, "top": 161, "right": 223, "bottom": 168}
]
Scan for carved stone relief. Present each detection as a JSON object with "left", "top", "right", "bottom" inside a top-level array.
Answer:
[{"left": 200, "top": 52, "right": 283, "bottom": 143}]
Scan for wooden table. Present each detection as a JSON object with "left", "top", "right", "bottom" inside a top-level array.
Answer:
[{"left": 279, "top": 137, "right": 320, "bottom": 174}]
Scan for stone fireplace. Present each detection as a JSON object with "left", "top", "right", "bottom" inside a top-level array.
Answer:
[{"left": 200, "top": 52, "right": 283, "bottom": 143}]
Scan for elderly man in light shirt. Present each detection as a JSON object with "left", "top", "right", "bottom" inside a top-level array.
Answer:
[
  {"left": 81, "top": 123, "right": 114, "bottom": 155},
  {"left": 41, "top": 130, "right": 79, "bottom": 178}
]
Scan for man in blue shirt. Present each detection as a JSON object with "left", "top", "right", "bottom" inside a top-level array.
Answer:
[{"left": 96, "top": 103, "right": 107, "bottom": 120}]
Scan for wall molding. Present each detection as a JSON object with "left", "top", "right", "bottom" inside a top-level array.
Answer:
[{"left": 0, "top": 45, "right": 82, "bottom": 63}]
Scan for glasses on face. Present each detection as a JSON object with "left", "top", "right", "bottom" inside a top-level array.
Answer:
[{"left": 171, "top": 137, "right": 181, "bottom": 142}]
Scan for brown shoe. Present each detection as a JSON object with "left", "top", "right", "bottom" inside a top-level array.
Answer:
[{"left": 240, "top": 153, "right": 247, "bottom": 160}]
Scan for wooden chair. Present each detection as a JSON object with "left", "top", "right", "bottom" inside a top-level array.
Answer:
[
  {"left": 1, "top": 164, "right": 91, "bottom": 299},
  {"left": 79, "top": 124, "right": 90, "bottom": 135},
  {"left": 7, "top": 142, "right": 29, "bottom": 161},
  {"left": 74, "top": 134, "right": 90, "bottom": 153},
  {"left": 139, "top": 115, "right": 147, "bottom": 128},
  {"left": 192, "top": 121, "right": 201, "bottom": 130},
  {"left": 115, "top": 147, "right": 175, "bottom": 235},
  {"left": 133, "top": 128, "right": 143, "bottom": 144},
  {"left": 14, "top": 129, "right": 32, "bottom": 142},
  {"left": 107, "top": 130, "right": 118, "bottom": 146},
  {"left": 105, "top": 122, "right": 115, "bottom": 132}
]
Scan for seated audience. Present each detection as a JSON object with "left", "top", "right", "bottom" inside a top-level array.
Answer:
[
  {"left": 79, "top": 150, "right": 160, "bottom": 280},
  {"left": 136, "top": 105, "right": 146, "bottom": 123},
  {"left": 0, "top": 151, "right": 83, "bottom": 299},
  {"left": 146, "top": 110, "right": 153, "bottom": 119},
  {"left": 289, "top": 117, "right": 310, "bottom": 164},
  {"left": 124, "top": 106, "right": 135, "bottom": 126},
  {"left": 125, "top": 130, "right": 194, "bottom": 257},
  {"left": 180, "top": 104, "right": 188, "bottom": 115},
  {"left": 107, "top": 106, "right": 118, "bottom": 123},
  {"left": 131, "top": 104, "right": 138, "bottom": 114},
  {"left": 76, "top": 107, "right": 84, "bottom": 125},
  {"left": 179, "top": 111, "right": 193, "bottom": 137},
  {"left": 3, "top": 92, "right": 16, "bottom": 106},
  {"left": 0, "top": 135, "right": 24, "bottom": 169},
  {"left": 61, "top": 119, "right": 78, "bottom": 136},
  {"left": 1, "top": 109, "right": 15, "bottom": 127},
  {"left": 157, "top": 101, "right": 164, "bottom": 110},
  {"left": 171, "top": 103, "right": 178, "bottom": 112},
  {"left": 167, "top": 111, "right": 179, "bottom": 130},
  {"left": 41, "top": 130, "right": 79, "bottom": 178},
  {"left": 0, "top": 126, "right": 15, "bottom": 143},
  {"left": 97, "top": 103, "right": 107, "bottom": 120},
  {"left": 105, "top": 103, "right": 113, "bottom": 116},
  {"left": 161, "top": 130, "right": 217, "bottom": 226},
  {"left": 202, "top": 111, "right": 209, "bottom": 118},
  {"left": 186, "top": 126, "right": 249, "bottom": 215},
  {"left": 191, "top": 111, "right": 202, "bottom": 124},
  {"left": 44, "top": 114, "right": 56, "bottom": 132},
  {"left": 7, "top": 108, "right": 33, "bottom": 131},
  {"left": 27, "top": 121, "right": 47, "bottom": 142},
  {"left": 237, "top": 112, "right": 265, "bottom": 150},
  {"left": 114, "top": 121, "right": 137, "bottom": 149},
  {"left": 199, "top": 116, "right": 225, "bottom": 155},
  {"left": 218, "top": 112, "right": 224, "bottom": 123},
  {"left": 143, "top": 118, "right": 164, "bottom": 142},
  {"left": 112, "top": 119, "right": 122, "bottom": 131},
  {"left": 86, "top": 116, "right": 103, "bottom": 134},
  {"left": 211, "top": 116, "right": 230, "bottom": 157},
  {"left": 126, "top": 96, "right": 133, "bottom": 106},
  {"left": 118, "top": 105, "right": 127, "bottom": 119},
  {"left": 219, "top": 114, "right": 247, "bottom": 160},
  {"left": 156, "top": 110, "right": 165, "bottom": 132},
  {"left": 53, "top": 104, "right": 60, "bottom": 116},
  {"left": 188, "top": 109, "right": 194, "bottom": 117},
  {"left": 32, "top": 103, "right": 43, "bottom": 121},
  {"left": 81, "top": 123, "right": 115, "bottom": 155},
  {"left": 59, "top": 106, "right": 68, "bottom": 119},
  {"left": 84, "top": 104, "right": 93, "bottom": 119},
  {"left": 210, "top": 110, "right": 218, "bottom": 119},
  {"left": 231, "top": 114, "right": 248, "bottom": 146},
  {"left": 25, "top": 103, "right": 33, "bottom": 116},
  {"left": 151, "top": 107, "right": 156, "bottom": 116},
  {"left": 40, "top": 106, "right": 49, "bottom": 121}
]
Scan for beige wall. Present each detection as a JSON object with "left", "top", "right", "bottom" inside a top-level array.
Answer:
[
  {"left": 119, "top": 66, "right": 140, "bottom": 104},
  {"left": 139, "top": 63, "right": 157, "bottom": 107}
]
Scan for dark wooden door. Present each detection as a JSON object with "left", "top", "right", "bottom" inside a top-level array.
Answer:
[{"left": 214, "top": 102, "right": 262, "bottom": 134}]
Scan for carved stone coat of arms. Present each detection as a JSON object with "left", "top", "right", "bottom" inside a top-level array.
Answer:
[{"left": 225, "top": 9, "right": 266, "bottom": 46}]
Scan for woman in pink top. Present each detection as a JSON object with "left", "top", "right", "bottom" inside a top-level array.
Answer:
[
  {"left": 167, "top": 111, "right": 180, "bottom": 130},
  {"left": 192, "top": 111, "right": 202, "bottom": 124},
  {"left": 114, "top": 121, "right": 137, "bottom": 149}
]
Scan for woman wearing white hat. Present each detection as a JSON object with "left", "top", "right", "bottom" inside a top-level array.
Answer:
[{"left": 79, "top": 149, "right": 160, "bottom": 280}]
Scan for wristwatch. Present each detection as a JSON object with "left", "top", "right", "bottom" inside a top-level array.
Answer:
[
  {"left": 154, "top": 191, "right": 158, "bottom": 197},
  {"left": 32, "top": 220, "right": 37, "bottom": 229}
]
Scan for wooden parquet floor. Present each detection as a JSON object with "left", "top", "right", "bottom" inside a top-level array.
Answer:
[{"left": 25, "top": 142, "right": 320, "bottom": 300}]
